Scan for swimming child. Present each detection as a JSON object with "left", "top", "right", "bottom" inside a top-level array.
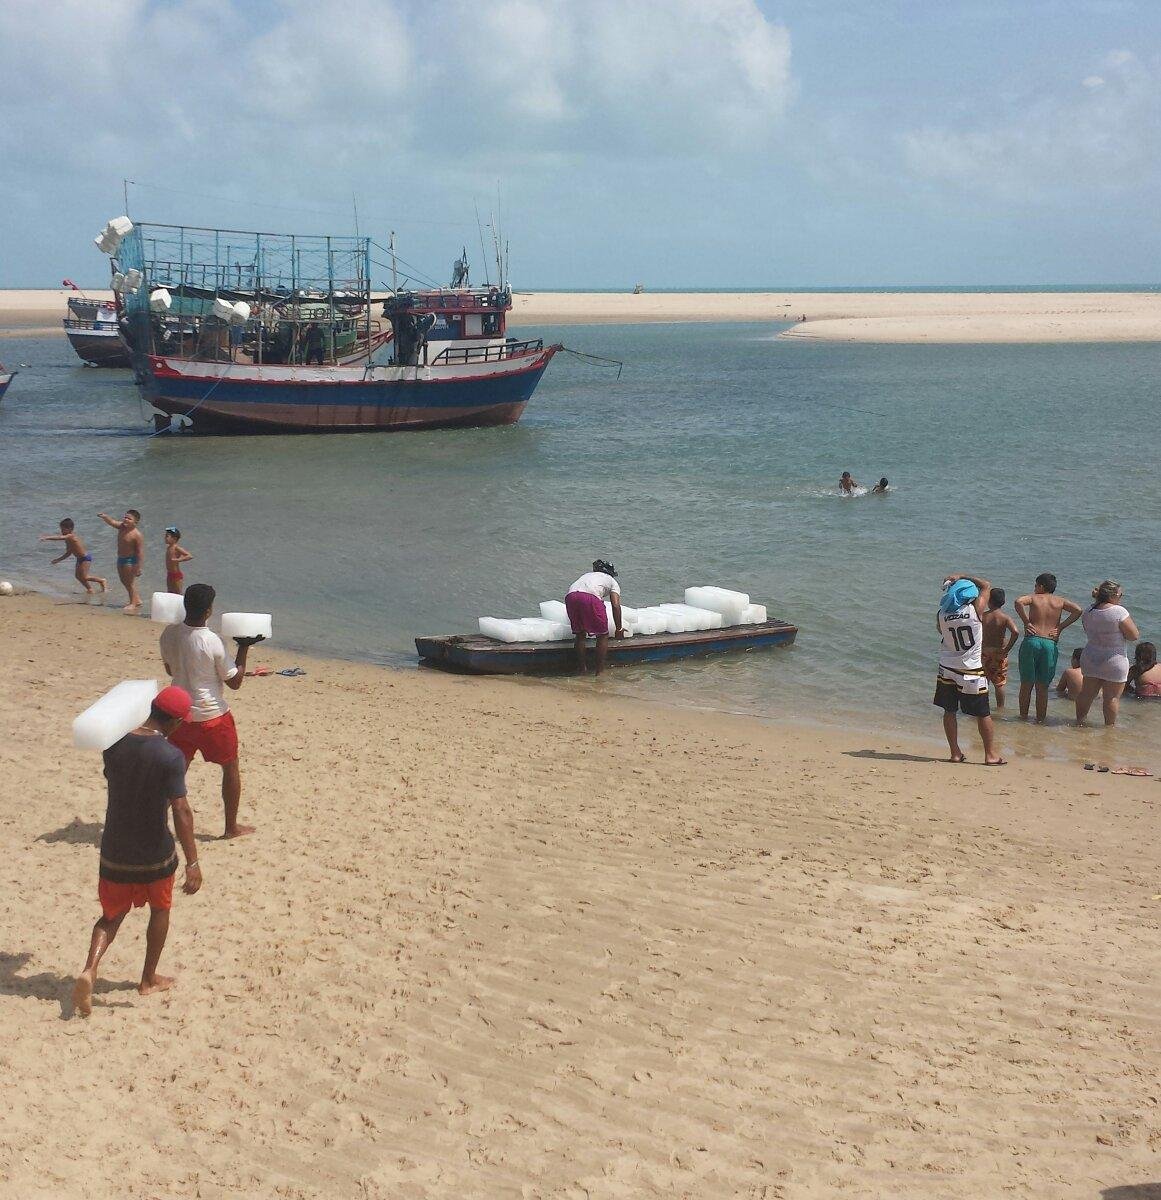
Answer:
[
  {"left": 839, "top": 471, "right": 859, "bottom": 494},
  {"left": 980, "top": 587, "right": 1020, "bottom": 708},
  {"left": 1055, "top": 648, "right": 1084, "bottom": 701},
  {"left": 164, "top": 527, "right": 193, "bottom": 596},
  {"left": 871, "top": 477, "right": 890, "bottom": 494},
  {"left": 40, "top": 519, "right": 107, "bottom": 594}
]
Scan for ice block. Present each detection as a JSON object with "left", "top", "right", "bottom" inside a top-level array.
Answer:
[
  {"left": 220, "top": 612, "right": 273, "bottom": 641},
  {"left": 73, "top": 680, "right": 160, "bottom": 751},
  {"left": 149, "top": 591, "right": 185, "bottom": 625}
]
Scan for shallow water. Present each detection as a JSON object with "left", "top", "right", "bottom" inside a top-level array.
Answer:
[{"left": 2, "top": 322, "right": 1159, "bottom": 761}]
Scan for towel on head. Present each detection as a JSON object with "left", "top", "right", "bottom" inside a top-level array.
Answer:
[{"left": 940, "top": 578, "right": 979, "bottom": 615}]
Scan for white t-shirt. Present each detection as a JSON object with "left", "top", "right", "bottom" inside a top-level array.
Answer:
[
  {"left": 568, "top": 571, "right": 621, "bottom": 601},
  {"left": 159, "top": 623, "right": 238, "bottom": 722},
  {"left": 937, "top": 602, "right": 987, "bottom": 692}
]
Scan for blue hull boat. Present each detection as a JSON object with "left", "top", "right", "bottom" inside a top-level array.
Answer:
[{"left": 415, "top": 619, "right": 798, "bottom": 674}]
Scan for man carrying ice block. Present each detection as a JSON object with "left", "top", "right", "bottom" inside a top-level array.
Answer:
[
  {"left": 159, "top": 583, "right": 263, "bottom": 839},
  {"left": 74, "top": 685, "right": 201, "bottom": 1017},
  {"left": 565, "top": 559, "right": 625, "bottom": 676}
]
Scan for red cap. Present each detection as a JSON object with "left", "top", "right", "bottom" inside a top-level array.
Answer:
[{"left": 152, "top": 685, "right": 192, "bottom": 720}]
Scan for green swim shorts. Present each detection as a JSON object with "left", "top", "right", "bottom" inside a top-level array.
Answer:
[{"left": 1019, "top": 635, "right": 1059, "bottom": 685}]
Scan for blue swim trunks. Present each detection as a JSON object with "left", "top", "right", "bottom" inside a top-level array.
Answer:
[
  {"left": 1019, "top": 635, "right": 1059, "bottom": 685},
  {"left": 80, "top": 554, "right": 92, "bottom": 564},
  {"left": 116, "top": 555, "right": 138, "bottom": 568}
]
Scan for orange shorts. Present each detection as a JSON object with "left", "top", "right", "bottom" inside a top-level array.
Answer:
[
  {"left": 99, "top": 874, "right": 174, "bottom": 920},
  {"left": 169, "top": 710, "right": 238, "bottom": 766},
  {"left": 981, "top": 649, "right": 1008, "bottom": 687}
]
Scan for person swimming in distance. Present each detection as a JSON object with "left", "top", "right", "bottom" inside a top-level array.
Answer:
[
  {"left": 839, "top": 471, "right": 858, "bottom": 495},
  {"left": 871, "top": 477, "right": 889, "bottom": 494}
]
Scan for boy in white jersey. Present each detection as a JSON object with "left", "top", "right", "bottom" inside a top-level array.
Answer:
[{"left": 934, "top": 572, "right": 1006, "bottom": 765}]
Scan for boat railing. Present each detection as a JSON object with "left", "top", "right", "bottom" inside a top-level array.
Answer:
[
  {"left": 63, "top": 317, "right": 117, "bottom": 331},
  {"left": 388, "top": 288, "right": 511, "bottom": 314},
  {"left": 430, "top": 338, "right": 543, "bottom": 366}
]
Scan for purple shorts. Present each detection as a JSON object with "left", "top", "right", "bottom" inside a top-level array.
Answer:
[{"left": 565, "top": 590, "right": 609, "bottom": 636}]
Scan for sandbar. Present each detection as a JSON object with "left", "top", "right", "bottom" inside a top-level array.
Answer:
[{"left": 5, "top": 287, "right": 1161, "bottom": 343}]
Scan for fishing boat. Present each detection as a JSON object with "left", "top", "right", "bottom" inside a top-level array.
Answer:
[
  {"left": 0, "top": 364, "right": 16, "bottom": 401},
  {"left": 108, "top": 218, "right": 561, "bottom": 434},
  {"left": 62, "top": 295, "right": 132, "bottom": 367},
  {"left": 416, "top": 618, "right": 798, "bottom": 674}
]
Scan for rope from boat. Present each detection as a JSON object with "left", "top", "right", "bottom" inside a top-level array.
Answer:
[
  {"left": 147, "top": 361, "right": 232, "bottom": 437},
  {"left": 558, "top": 346, "right": 625, "bottom": 380}
]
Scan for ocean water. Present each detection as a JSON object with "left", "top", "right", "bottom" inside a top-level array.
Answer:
[{"left": 2, "top": 322, "right": 1159, "bottom": 758}]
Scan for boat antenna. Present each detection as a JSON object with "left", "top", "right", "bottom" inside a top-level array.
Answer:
[
  {"left": 388, "top": 231, "right": 398, "bottom": 292},
  {"left": 123, "top": 178, "right": 132, "bottom": 216},
  {"left": 352, "top": 194, "right": 360, "bottom": 239},
  {"left": 475, "top": 202, "right": 491, "bottom": 287}
]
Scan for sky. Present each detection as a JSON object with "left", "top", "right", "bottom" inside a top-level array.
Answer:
[{"left": 1, "top": 0, "right": 1159, "bottom": 288}]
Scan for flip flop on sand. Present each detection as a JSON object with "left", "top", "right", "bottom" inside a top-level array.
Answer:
[
  {"left": 245, "top": 666, "right": 273, "bottom": 677},
  {"left": 1111, "top": 767, "right": 1153, "bottom": 777},
  {"left": 984, "top": 759, "right": 1008, "bottom": 767},
  {"left": 276, "top": 666, "right": 307, "bottom": 677},
  {"left": 948, "top": 754, "right": 967, "bottom": 763}
]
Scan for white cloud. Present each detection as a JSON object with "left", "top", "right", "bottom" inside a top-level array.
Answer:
[{"left": 900, "top": 50, "right": 1160, "bottom": 202}]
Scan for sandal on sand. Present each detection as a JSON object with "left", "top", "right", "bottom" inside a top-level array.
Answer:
[
  {"left": 1084, "top": 763, "right": 1097, "bottom": 771},
  {"left": 276, "top": 666, "right": 307, "bottom": 677},
  {"left": 1098, "top": 766, "right": 1110, "bottom": 773},
  {"left": 245, "top": 666, "right": 273, "bottom": 677},
  {"left": 948, "top": 754, "right": 967, "bottom": 763},
  {"left": 984, "top": 759, "right": 1008, "bottom": 767},
  {"left": 1111, "top": 767, "right": 1153, "bottom": 777}
]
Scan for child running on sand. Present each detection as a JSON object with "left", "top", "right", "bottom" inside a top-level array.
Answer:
[
  {"left": 164, "top": 527, "right": 193, "bottom": 596},
  {"left": 980, "top": 588, "right": 1019, "bottom": 708},
  {"left": 40, "top": 519, "right": 106, "bottom": 594}
]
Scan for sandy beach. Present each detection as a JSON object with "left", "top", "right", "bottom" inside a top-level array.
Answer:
[
  {"left": 5, "top": 287, "right": 1161, "bottom": 343},
  {"left": 1, "top": 588, "right": 1158, "bottom": 1197}
]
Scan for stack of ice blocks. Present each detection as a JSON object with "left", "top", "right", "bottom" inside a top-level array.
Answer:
[{"left": 477, "top": 584, "right": 768, "bottom": 643}]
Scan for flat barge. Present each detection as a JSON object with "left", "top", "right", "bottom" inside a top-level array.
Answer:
[{"left": 416, "top": 618, "right": 798, "bottom": 674}]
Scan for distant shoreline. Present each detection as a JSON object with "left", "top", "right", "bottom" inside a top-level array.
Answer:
[{"left": 5, "top": 287, "right": 1161, "bottom": 343}]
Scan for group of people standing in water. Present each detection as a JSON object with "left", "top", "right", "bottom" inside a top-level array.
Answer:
[{"left": 935, "top": 572, "right": 1156, "bottom": 765}]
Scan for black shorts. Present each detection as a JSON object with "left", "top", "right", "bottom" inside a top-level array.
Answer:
[{"left": 934, "top": 677, "right": 991, "bottom": 717}]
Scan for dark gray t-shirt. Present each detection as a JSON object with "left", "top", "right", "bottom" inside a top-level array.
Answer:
[{"left": 99, "top": 732, "right": 187, "bottom": 883}]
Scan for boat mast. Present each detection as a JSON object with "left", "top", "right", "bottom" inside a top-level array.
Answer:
[{"left": 389, "top": 231, "right": 398, "bottom": 292}]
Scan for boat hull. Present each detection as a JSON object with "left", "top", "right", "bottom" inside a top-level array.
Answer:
[
  {"left": 0, "top": 371, "right": 15, "bottom": 401},
  {"left": 141, "top": 348, "right": 558, "bottom": 434},
  {"left": 64, "top": 326, "right": 132, "bottom": 367},
  {"left": 415, "top": 619, "right": 798, "bottom": 674}
]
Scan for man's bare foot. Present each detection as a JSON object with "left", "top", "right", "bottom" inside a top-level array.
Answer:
[
  {"left": 122, "top": 603, "right": 140, "bottom": 614},
  {"left": 948, "top": 753, "right": 966, "bottom": 763},
  {"left": 73, "top": 971, "right": 94, "bottom": 1017},
  {"left": 223, "top": 824, "right": 256, "bottom": 839},
  {"left": 97, "top": 581, "right": 107, "bottom": 593},
  {"left": 138, "top": 974, "right": 175, "bottom": 997}
]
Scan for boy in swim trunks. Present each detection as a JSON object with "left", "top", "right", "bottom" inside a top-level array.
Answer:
[
  {"left": 1014, "top": 572, "right": 1083, "bottom": 723},
  {"left": 980, "top": 587, "right": 1019, "bottom": 709},
  {"left": 40, "top": 517, "right": 107, "bottom": 594},
  {"left": 1056, "top": 648, "right": 1084, "bottom": 701},
  {"left": 98, "top": 507, "right": 145, "bottom": 613},
  {"left": 164, "top": 526, "right": 193, "bottom": 596}
]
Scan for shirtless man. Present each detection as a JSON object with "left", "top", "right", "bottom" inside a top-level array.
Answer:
[
  {"left": 1014, "top": 573, "right": 1083, "bottom": 723},
  {"left": 98, "top": 508, "right": 145, "bottom": 612},
  {"left": 1056, "top": 649, "right": 1084, "bottom": 701},
  {"left": 980, "top": 587, "right": 1020, "bottom": 709},
  {"left": 40, "top": 518, "right": 107, "bottom": 594}
]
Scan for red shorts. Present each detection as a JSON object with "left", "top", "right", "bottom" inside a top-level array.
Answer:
[
  {"left": 167, "top": 572, "right": 184, "bottom": 592},
  {"left": 565, "top": 590, "right": 609, "bottom": 636},
  {"left": 99, "top": 874, "right": 174, "bottom": 920},
  {"left": 169, "top": 710, "right": 239, "bottom": 765}
]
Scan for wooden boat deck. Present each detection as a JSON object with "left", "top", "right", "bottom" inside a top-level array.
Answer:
[{"left": 415, "top": 618, "right": 797, "bottom": 675}]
